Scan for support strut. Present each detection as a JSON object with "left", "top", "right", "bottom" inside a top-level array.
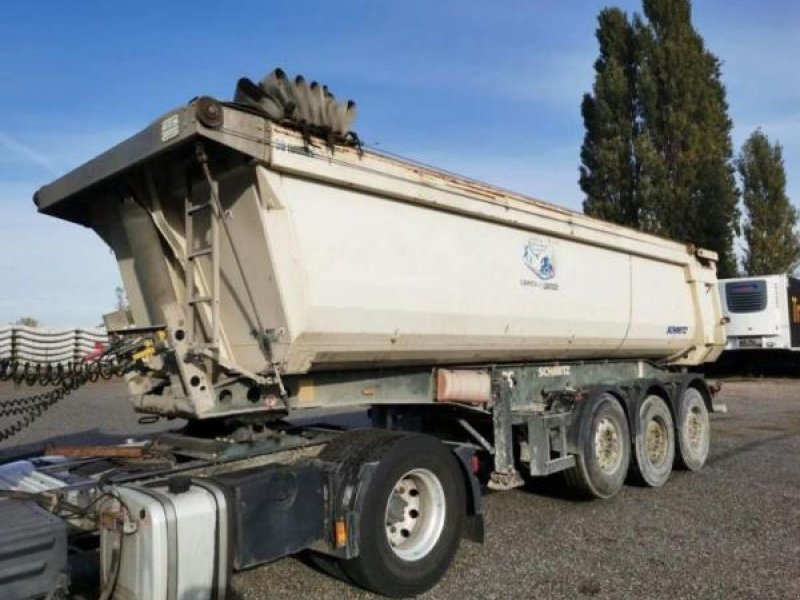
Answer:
[{"left": 488, "top": 368, "right": 524, "bottom": 491}]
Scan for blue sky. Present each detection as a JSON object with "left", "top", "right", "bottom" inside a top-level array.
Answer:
[{"left": 1, "top": 0, "right": 798, "bottom": 326}]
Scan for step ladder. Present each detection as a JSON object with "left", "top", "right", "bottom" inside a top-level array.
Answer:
[
  {"left": 184, "top": 186, "right": 221, "bottom": 351},
  {"left": 516, "top": 410, "right": 576, "bottom": 476}
]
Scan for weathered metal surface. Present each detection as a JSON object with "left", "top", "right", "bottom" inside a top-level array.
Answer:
[
  {"left": 44, "top": 445, "right": 146, "bottom": 459},
  {"left": 286, "top": 369, "right": 434, "bottom": 410},
  {"left": 523, "top": 412, "right": 575, "bottom": 477},
  {"left": 487, "top": 369, "right": 524, "bottom": 490},
  {"left": 149, "top": 430, "right": 333, "bottom": 463}
]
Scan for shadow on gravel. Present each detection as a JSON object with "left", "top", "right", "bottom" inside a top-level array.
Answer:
[
  {"left": 521, "top": 472, "right": 588, "bottom": 502},
  {"left": 702, "top": 349, "right": 800, "bottom": 378},
  {"left": 299, "top": 551, "right": 354, "bottom": 587},
  {"left": 710, "top": 431, "right": 799, "bottom": 465},
  {"left": 0, "top": 428, "right": 163, "bottom": 462}
]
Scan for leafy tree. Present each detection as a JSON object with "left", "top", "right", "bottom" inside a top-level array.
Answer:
[
  {"left": 13, "top": 317, "right": 40, "bottom": 327},
  {"left": 636, "top": 0, "right": 739, "bottom": 277},
  {"left": 581, "top": 0, "right": 740, "bottom": 277},
  {"left": 737, "top": 130, "right": 800, "bottom": 275},
  {"left": 580, "top": 8, "right": 640, "bottom": 226}
]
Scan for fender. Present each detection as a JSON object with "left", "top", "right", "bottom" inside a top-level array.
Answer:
[
  {"left": 629, "top": 379, "right": 674, "bottom": 439},
  {"left": 565, "top": 385, "right": 629, "bottom": 455},
  {"left": 316, "top": 429, "right": 407, "bottom": 559},
  {"left": 316, "top": 431, "right": 483, "bottom": 559},
  {"left": 674, "top": 374, "right": 714, "bottom": 412},
  {"left": 451, "top": 444, "right": 485, "bottom": 543}
]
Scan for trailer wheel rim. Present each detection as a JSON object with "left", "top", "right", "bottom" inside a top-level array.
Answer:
[
  {"left": 686, "top": 406, "right": 708, "bottom": 456},
  {"left": 594, "top": 417, "right": 622, "bottom": 474},
  {"left": 645, "top": 416, "right": 669, "bottom": 466},
  {"left": 384, "top": 468, "right": 447, "bottom": 561}
]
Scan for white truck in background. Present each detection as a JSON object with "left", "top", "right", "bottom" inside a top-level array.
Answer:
[
  {"left": 0, "top": 69, "right": 727, "bottom": 599},
  {"left": 719, "top": 274, "right": 800, "bottom": 351}
]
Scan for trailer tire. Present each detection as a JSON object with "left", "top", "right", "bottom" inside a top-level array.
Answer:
[
  {"left": 565, "top": 393, "right": 630, "bottom": 499},
  {"left": 675, "top": 387, "right": 710, "bottom": 471},
  {"left": 630, "top": 395, "right": 675, "bottom": 487},
  {"left": 336, "top": 434, "right": 465, "bottom": 598}
]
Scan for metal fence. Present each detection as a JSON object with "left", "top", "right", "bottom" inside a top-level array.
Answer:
[{"left": 0, "top": 326, "right": 108, "bottom": 364}]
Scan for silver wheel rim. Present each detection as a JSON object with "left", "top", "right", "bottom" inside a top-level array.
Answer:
[
  {"left": 646, "top": 416, "right": 669, "bottom": 466},
  {"left": 384, "top": 468, "right": 446, "bottom": 561},
  {"left": 686, "top": 405, "right": 708, "bottom": 458},
  {"left": 594, "top": 417, "right": 622, "bottom": 474}
]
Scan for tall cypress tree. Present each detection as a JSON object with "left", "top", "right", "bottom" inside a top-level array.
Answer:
[
  {"left": 580, "top": 9, "right": 639, "bottom": 226},
  {"left": 737, "top": 130, "right": 800, "bottom": 276},
  {"left": 580, "top": 0, "right": 740, "bottom": 277},
  {"left": 636, "top": 0, "right": 739, "bottom": 277}
]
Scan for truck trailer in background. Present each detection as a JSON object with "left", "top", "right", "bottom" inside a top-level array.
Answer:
[
  {"left": 719, "top": 274, "right": 800, "bottom": 351},
  {"left": 1, "top": 70, "right": 726, "bottom": 599}
]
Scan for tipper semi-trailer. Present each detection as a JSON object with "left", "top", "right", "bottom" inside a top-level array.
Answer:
[{"left": 1, "top": 69, "right": 725, "bottom": 599}]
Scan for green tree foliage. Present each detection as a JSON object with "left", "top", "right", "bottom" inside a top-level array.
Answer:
[
  {"left": 737, "top": 130, "right": 800, "bottom": 276},
  {"left": 13, "top": 317, "right": 40, "bottom": 327},
  {"left": 580, "top": 0, "right": 739, "bottom": 277},
  {"left": 580, "top": 8, "right": 639, "bottom": 226}
]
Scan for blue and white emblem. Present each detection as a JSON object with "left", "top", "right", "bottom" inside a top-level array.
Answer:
[{"left": 523, "top": 237, "right": 555, "bottom": 280}]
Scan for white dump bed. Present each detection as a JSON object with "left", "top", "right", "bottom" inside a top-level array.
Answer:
[{"left": 36, "top": 102, "right": 725, "bottom": 382}]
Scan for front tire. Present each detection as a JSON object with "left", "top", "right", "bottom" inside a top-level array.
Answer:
[{"left": 335, "top": 434, "right": 465, "bottom": 598}]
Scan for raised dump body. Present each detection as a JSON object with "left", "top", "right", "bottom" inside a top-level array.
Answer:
[{"left": 35, "top": 98, "right": 725, "bottom": 419}]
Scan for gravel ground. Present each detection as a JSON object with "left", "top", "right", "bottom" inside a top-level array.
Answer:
[
  {"left": 0, "top": 380, "right": 181, "bottom": 462},
  {"left": 1, "top": 378, "right": 798, "bottom": 599}
]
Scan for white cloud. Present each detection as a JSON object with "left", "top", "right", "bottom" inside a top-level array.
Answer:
[
  {"left": 0, "top": 182, "right": 121, "bottom": 328},
  {"left": 390, "top": 145, "right": 583, "bottom": 211},
  {"left": 14, "top": 127, "right": 135, "bottom": 174},
  {"left": 700, "top": 15, "right": 800, "bottom": 204},
  {"left": 0, "top": 126, "right": 136, "bottom": 326},
  {"left": 711, "top": 28, "right": 800, "bottom": 105},
  {"left": 0, "top": 132, "right": 59, "bottom": 175},
  {"left": 481, "top": 54, "right": 594, "bottom": 107},
  {"left": 315, "top": 39, "right": 594, "bottom": 112}
]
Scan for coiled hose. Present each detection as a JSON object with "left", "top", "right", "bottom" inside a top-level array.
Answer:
[{"left": 0, "top": 353, "right": 127, "bottom": 443}]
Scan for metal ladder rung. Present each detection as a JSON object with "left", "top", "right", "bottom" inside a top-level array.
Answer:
[
  {"left": 185, "top": 176, "right": 220, "bottom": 350},
  {"left": 187, "top": 247, "right": 213, "bottom": 259},
  {"left": 187, "top": 202, "right": 213, "bottom": 215},
  {"left": 194, "top": 342, "right": 220, "bottom": 351}
]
